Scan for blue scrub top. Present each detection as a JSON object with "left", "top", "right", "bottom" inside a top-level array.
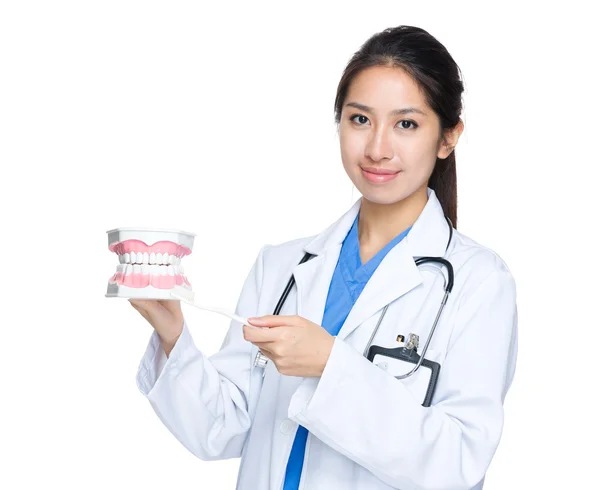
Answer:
[{"left": 283, "top": 213, "right": 412, "bottom": 490}]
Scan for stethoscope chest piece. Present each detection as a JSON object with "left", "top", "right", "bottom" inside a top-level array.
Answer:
[{"left": 254, "top": 350, "right": 269, "bottom": 369}]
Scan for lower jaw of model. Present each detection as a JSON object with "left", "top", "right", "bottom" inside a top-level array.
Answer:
[{"left": 105, "top": 227, "right": 196, "bottom": 299}]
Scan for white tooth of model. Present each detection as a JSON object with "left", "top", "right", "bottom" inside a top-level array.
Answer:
[
  {"left": 167, "top": 265, "right": 174, "bottom": 276},
  {"left": 149, "top": 252, "right": 155, "bottom": 264},
  {"left": 142, "top": 252, "right": 149, "bottom": 264},
  {"left": 124, "top": 252, "right": 130, "bottom": 264}
]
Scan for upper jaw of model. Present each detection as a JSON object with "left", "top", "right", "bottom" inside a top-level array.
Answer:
[{"left": 105, "top": 227, "right": 196, "bottom": 299}]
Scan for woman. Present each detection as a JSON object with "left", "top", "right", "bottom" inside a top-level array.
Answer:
[{"left": 130, "top": 25, "right": 518, "bottom": 490}]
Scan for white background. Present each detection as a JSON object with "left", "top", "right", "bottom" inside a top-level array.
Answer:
[{"left": 1, "top": 1, "right": 598, "bottom": 488}]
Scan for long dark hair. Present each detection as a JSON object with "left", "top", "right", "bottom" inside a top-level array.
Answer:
[{"left": 334, "top": 26, "right": 464, "bottom": 228}]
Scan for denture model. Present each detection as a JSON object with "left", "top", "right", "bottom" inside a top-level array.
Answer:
[{"left": 105, "top": 227, "right": 195, "bottom": 299}]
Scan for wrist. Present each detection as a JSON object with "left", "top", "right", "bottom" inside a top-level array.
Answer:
[
  {"left": 160, "top": 332, "right": 181, "bottom": 357},
  {"left": 318, "top": 335, "right": 335, "bottom": 375},
  {"left": 159, "top": 320, "right": 184, "bottom": 357}
]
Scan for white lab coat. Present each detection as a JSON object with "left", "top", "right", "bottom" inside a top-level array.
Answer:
[{"left": 136, "top": 187, "right": 518, "bottom": 490}]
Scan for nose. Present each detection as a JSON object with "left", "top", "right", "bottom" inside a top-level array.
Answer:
[{"left": 364, "top": 127, "right": 394, "bottom": 162}]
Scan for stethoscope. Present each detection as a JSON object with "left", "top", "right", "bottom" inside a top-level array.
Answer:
[{"left": 253, "top": 216, "right": 455, "bottom": 394}]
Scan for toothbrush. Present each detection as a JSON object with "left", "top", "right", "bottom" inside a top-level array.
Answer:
[{"left": 170, "top": 285, "right": 250, "bottom": 326}]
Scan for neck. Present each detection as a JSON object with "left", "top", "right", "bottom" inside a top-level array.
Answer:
[{"left": 358, "top": 185, "right": 429, "bottom": 247}]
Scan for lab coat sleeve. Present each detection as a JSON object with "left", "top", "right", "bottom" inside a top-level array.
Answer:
[
  {"left": 288, "top": 266, "right": 518, "bottom": 490},
  {"left": 135, "top": 246, "right": 268, "bottom": 461}
]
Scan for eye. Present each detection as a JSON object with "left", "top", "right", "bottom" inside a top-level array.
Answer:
[
  {"left": 349, "top": 114, "right": 418, "bottom": 130},
  {"left": 350, "top": 114, "right": 370, "bottom": 125},
  {"left": 398, "top": 120, "right": 418, "bottom": 130}
]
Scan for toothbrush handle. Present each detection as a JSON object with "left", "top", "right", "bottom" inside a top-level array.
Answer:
[{"left": 184, "top": 299, "right": 249, "bottom": 325}]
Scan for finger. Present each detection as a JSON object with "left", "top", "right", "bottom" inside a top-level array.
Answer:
[
  {"left": 254, "top": 343, "right": 273, "bottom": 355},
  {"left": 129, "top": 299, "right": 160, "bottom": 313},
  {"left": 255, "top": 346, "right": 275, "bottom": 362},
  {"left": 247, "top": 315, "right": 299, "bottom": 328},
  {"left": 129, "top": 299, "right": 146, "bottom": 309},
  {"left": 130, "top": 299, "right": 173, "bottom": 317},
  {"left": 157, "top": 299, "right": 182, "bottom": 316},
  {"left": 243, "top": 324, "right": 279, "bottom": 343},
  {"left": 129, "top": 298, "right": 154, "bottom": 307},
  {"left": 129, "top": 302, "right": 151, "bottom": 322},
  {"left": 129, "top": 299, "right": 145, "bottom": 311}
]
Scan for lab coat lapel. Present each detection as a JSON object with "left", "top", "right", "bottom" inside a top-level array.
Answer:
[
  {"left": 336, "top": 188, "right": 451, "bottom": 341},
  {"left": 292, "top": 200, "right": 361, "bottom": 326},
  {"left": 292, "top": 245, "right": 342, "bottom": 327},
  {"left": 336, "top": 240, "right": 421, "bottom": 340}
]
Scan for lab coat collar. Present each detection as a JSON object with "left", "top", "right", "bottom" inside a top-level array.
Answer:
[
  {"left": 294, "top": 187, "right": 452, "bottom": 340},
  {"left": 303, "top": 186, "right": 450, "bottom": 258}
]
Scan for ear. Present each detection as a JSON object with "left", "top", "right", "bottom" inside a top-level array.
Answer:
[{"left": 437, "top": 119, "right": 464, "bottom": 159}]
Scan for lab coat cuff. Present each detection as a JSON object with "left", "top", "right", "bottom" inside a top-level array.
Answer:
[
  {"left": 136, "top": 319, "right": 195, "bottom": 396},
  {"left": 288, "top": 336, "right": 357, "bottom": 421}
]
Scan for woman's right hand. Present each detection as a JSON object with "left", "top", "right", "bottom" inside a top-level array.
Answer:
[{"left": 129, "top": 299, "right": 184, "bottom": 356}]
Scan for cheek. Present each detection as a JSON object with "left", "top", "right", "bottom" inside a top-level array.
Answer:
[
  {"left": 397, "top": 138, "right": 438, "bottom": 174},
  {"left": 339, "top": 130, "right": 363, "bottom": 167}
]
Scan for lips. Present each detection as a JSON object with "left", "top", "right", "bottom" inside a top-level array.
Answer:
[
  {"left": 360, "top": 166, "right": 400, "bottom": 175},
  {"left": 360, "top": 166, "right": 401, "bottom": 184}
]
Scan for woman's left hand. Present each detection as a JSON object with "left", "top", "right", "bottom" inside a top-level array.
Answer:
[{"left": 243, "top": 315, "right": 335, "bottom": 377}]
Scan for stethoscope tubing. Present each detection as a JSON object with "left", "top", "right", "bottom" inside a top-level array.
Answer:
[{"left": 254, "top": 217, "right": 455, "bottom": 374}]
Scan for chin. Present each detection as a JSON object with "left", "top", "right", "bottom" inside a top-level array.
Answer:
[
  {"left": 361, "top": 193, "right": 408, "bottom": 206},
  {"left": 354, "top": 185, "right": 413, "bottom": 206}
]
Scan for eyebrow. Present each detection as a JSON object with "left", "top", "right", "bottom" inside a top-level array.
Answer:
[{"left": 345, "top": 102, "right": 427, "bottom": 117}]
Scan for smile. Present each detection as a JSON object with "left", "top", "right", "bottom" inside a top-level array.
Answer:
[{"left": 360, "top": 167, "right": 401, "bottom": 183}]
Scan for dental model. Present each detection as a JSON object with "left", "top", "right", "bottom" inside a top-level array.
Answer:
[{"left": 105, "top": 227, "right": 195, "bottom": 299}]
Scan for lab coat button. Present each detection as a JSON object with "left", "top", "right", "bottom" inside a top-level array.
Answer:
[
  {"left": 377, "top": 361, "right": 389, "bottom": 370},
  {"left": 280, "top": 419, "right": 295, "bottom": 434}
]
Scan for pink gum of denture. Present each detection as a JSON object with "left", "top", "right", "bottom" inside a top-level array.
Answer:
[
  {"left": 108, "top": 239, "right": 192, "bottom": 257},
  {"left": 108, "top": 272, "right": 191, "bottom": 289}
]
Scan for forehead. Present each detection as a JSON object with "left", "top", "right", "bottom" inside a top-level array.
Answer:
[{"left": 345, "top": 65, "right": 427, "bottom": 112}]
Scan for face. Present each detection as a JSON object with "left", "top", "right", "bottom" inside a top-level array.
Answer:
[{"left": 339, "top": 65, "right": 457, "bottom": 205}]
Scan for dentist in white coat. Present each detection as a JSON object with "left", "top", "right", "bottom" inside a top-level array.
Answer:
[{"left": 130, "top": 25, "right": 518, "bottom": 490}]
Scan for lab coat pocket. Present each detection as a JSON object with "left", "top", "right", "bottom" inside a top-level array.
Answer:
[{"left": 371, "top": 348, "right": 441, "bottom": 407}]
